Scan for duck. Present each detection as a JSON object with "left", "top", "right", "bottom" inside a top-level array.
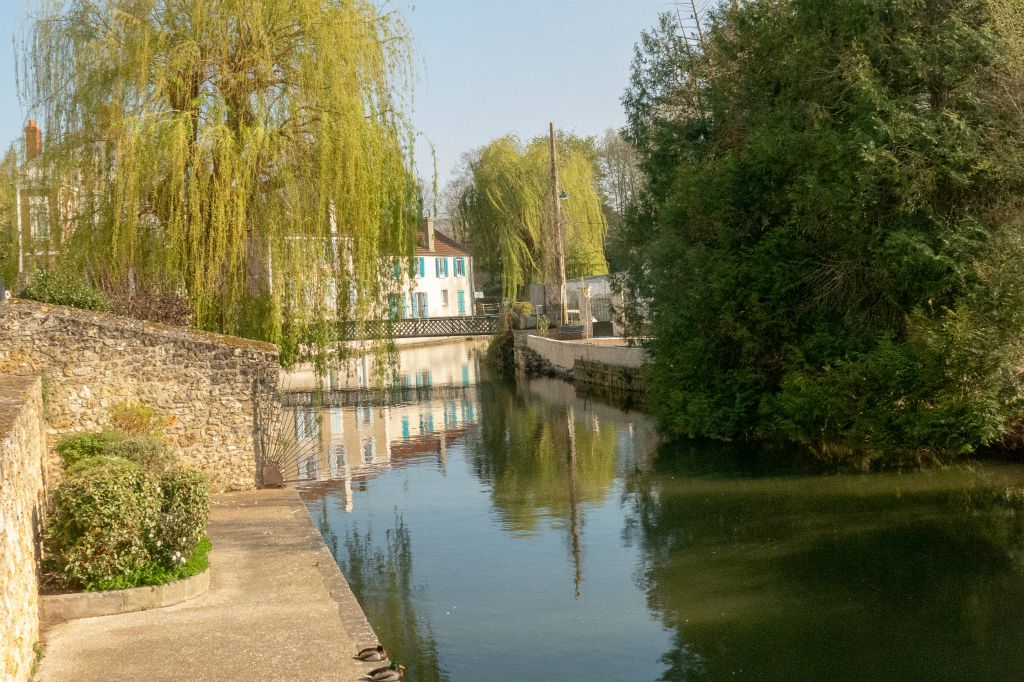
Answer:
[
  {"left": 355, "top": 645, "right": 389, "bottom": 662},
  {"left": 368, "top": 662, "right": 405, "bottom": 681}
]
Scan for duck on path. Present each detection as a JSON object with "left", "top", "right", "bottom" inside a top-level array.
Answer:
[
  {"left": 367, "top": 662, "right": 405, "bottom": 681},
  {"left": 355, "top": 645, "right": 389, "bottom": 662}
]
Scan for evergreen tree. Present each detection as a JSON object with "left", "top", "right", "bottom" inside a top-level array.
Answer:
[{"left": 625, "top": 1, "right": 1024, "bottom": 461}]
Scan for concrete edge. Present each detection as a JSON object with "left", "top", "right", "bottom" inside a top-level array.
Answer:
[
  {"left": 286, "top": 488, "right": 379, "bottom": 648},
  {"left": 39, "top": 567, "right": 210, "bottom": 624}
]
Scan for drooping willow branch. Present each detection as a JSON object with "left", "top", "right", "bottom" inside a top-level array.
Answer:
[
  {"left": 451, "top": 133, "right": 608, "bottom": 300},
  {"left": 22, "top": 0, "right": 421, "bottom": 368}
]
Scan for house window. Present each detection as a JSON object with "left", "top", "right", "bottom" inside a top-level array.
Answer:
[
  {"left": 415, "top": 291, "right": 428, "bottom": 318},
  {"left": 441, "top": 290, "right": 449, "bottom": 307},
  {"left": 29, "top": 195, "right": 50, "bottom": 240},
  {"left": 435, "top": 257, "right": 448, "bottom": 277},
  {"left": 454, "top": 257, "right": 465, "bottom": 277}
]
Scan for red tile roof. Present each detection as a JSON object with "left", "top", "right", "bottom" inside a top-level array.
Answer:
[{"left": 414, "top": 230, "right": 471, "bottom": 257}]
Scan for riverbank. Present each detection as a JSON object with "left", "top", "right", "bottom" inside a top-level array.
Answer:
[
  {"left": 512, "top": 331, "right": 647, "bottom": 401},
  {"left": 34, "top": 488, "right": 380, "bottom": 681}
]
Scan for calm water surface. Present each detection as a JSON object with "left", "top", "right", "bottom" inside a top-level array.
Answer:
[{"left": 286, "top": 342, "right": 1024, "bottom": 681}]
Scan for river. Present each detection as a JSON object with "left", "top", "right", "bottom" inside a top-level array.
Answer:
[{"left": 282, "top": 339, "right": 1024, "bottom": 681}]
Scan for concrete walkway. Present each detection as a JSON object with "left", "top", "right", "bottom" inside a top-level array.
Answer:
[{"left": 35, "top": 489, "right": 381, "bottom": 681}]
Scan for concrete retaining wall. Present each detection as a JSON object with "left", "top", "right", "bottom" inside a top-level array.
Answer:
[
  {"left": 0, "top": 300, "right": 279, "bottom": 491},
  {"left": 39, "top": 568, "right": 210, "bottom": 624},
  {"left": 525, "top": 335, "right": 647, "bottom": 371},
  {"left": 0, "top": 376, "right": 47, "bottom": 682}
]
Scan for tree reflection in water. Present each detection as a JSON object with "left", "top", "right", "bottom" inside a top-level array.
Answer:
[
  {"left": 625, "top": 445, "right": 1024, "bottom": 681},
  {"left": 318, "top": 504, "right": 446, "bottom": 682},
  {"left": 468, "top": 379, "right": 624, "bottom": 597}
]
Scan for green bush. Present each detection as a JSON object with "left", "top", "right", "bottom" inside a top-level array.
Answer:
[
  {"left": 152, "top": 466, "right": 209, "bottom": 568},
  {"left": 63, "top": 454, "right": 134, "bottom": 477},
  {"left": 21, "top": 268, "right": 111, "bottom": 312},
  {"left": 96, "top": 536, "right": 211, "bottom": 592},
  {"left": 108, "top": 436, "right": 176, "bottom": 473},
  {"left": 55, "top": 430, "right": 124, "bottom": 467},
  {"left": 45, "top": 457, "right": 160, "bottom": 590},
  {"left": 108, "top": 400, "right": 166, "bottom": 438}
]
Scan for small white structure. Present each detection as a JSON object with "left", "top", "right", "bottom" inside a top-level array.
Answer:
[{"left": 392, "top": 217, "right": 475, "bottom": 318}]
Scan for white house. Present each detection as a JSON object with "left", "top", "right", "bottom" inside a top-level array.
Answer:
[{"left": 392, "top": 216, "right": 475, "bottom": 318}]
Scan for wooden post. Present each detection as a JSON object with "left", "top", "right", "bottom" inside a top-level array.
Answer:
[{"left": 549, "top": 122, "right": 568, "bottom": 326}]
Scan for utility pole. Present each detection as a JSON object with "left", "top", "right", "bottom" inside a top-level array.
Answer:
[{"left": 549, "top": 122, "right": 568, "bottom": 326}]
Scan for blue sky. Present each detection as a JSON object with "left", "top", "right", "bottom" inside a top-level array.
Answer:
[{"left": 0, "top": 0, "right": 674, "bottom": 194}]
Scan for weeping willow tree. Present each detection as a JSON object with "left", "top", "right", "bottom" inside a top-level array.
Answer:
[
  {"left": 451, "top": 132, "right": 607, "bottom": 300},
  {"left": 21, "top": 0, "right": 420, "bottom": 365},
  {"left": 0, "top": 145, "right": 18, "bottom": 288}
]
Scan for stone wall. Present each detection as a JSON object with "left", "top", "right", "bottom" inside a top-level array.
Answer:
[
  {"left": 573, "top": 359, "right": 645, "bottom": 397},
  {"left": 0, "top": 300, "right": 279, "bottom": 491},
  {"left": 0, "top": 375, "right": 47, "bottom": 682}
]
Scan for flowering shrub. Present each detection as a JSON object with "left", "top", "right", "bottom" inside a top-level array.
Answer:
[
  {"left": 45, "top": 458, "right": 160, "bottom": 590},
  {"left": 152, "top": 466, "right": 209, "bottom": 568},
  {"left": 47, "top": 425, "right": 210, "bottom": 590}
]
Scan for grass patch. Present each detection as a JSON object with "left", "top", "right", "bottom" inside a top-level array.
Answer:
[{"left": 86, "top": 536, "right": 211, "bottom": 592}]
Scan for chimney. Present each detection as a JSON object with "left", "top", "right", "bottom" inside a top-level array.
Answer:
[
  {"left": 24, "top": 120, "right": 41, "bottom": 162},
  {"left": 423, "top": 214, "right": 435, "bottom": 252}
]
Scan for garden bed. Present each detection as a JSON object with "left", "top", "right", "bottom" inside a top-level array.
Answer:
[{"left": 40, "top": 564, "right": 210, "bottom": 624}]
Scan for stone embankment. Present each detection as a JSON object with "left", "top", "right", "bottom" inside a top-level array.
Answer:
[
  {"left": 0, "top": 375, "right": 47, "bottom": 682},
  {"left": 0, "top": 299, "right": 279, "bottom": 491},
  {"left": 514, "top": 332, "right": 648, "bottom": 400}
]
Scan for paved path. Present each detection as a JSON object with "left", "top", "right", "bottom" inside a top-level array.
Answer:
[{"left": 35, "top": 489, "right": 381, "bottom": 681}]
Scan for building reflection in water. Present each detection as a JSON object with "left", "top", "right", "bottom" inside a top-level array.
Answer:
[{"left": 284, "top": 340, "right": 488, "bottom": 510}]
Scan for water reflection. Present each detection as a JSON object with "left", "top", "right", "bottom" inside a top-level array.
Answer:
[
  {"left": 314, "top": 503, "right": 446, "bottom": 682},
  {"left": 292, "top": 343, "right": 1024, "bottom": 680},
  {"left": 469, "top": 377, "right": 656, "bottom": 597},
  {"left": 282, "top": 340, "right": 487, "bottom": 501},
  {"left": 626, "top": 451, "right": 1024, "bottom": 680}
]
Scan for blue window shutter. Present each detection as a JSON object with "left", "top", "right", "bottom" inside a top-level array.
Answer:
[
  {"left": 418, "top": 257, "right": 425, "bottom": 278},
  {"left": 444, "top": 258, "right": 449, "bottom": 276},
  {"left": 422, "top": 292, "right": 429, "bottom": 318},
  {"left": 457, "top": 290, "right": 465, "bottom": 315}
]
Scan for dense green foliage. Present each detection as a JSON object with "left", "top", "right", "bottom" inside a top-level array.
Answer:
[
  {"left": 624, "top": 1, "right": 1024, "bottom": 461},
  {"left": 56, "top": 430, "right": 124, "bottom": 466},
  {"left": 484, "top": 309, "right": 517, "bottom": 376},
  {"left": 46, "top": 457, "right": 161, "bottom": 589},
  {"left": 47, "top": 415, "right": 209, "bottom": 590},
  {"left": 22, "top": 0, "right": 419, "bottom": 365},
  {"left": 21, "top": 268, "right": 112, "bottom": 311},
  {"left": 152, "top": 467, "right": 210, "bottom": 569},
  {"left": 451, "top": 133, "right": 608, "bottom": 299},
  {"left": 107, "top": 436, "right": 177, "bottom": 474}
]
